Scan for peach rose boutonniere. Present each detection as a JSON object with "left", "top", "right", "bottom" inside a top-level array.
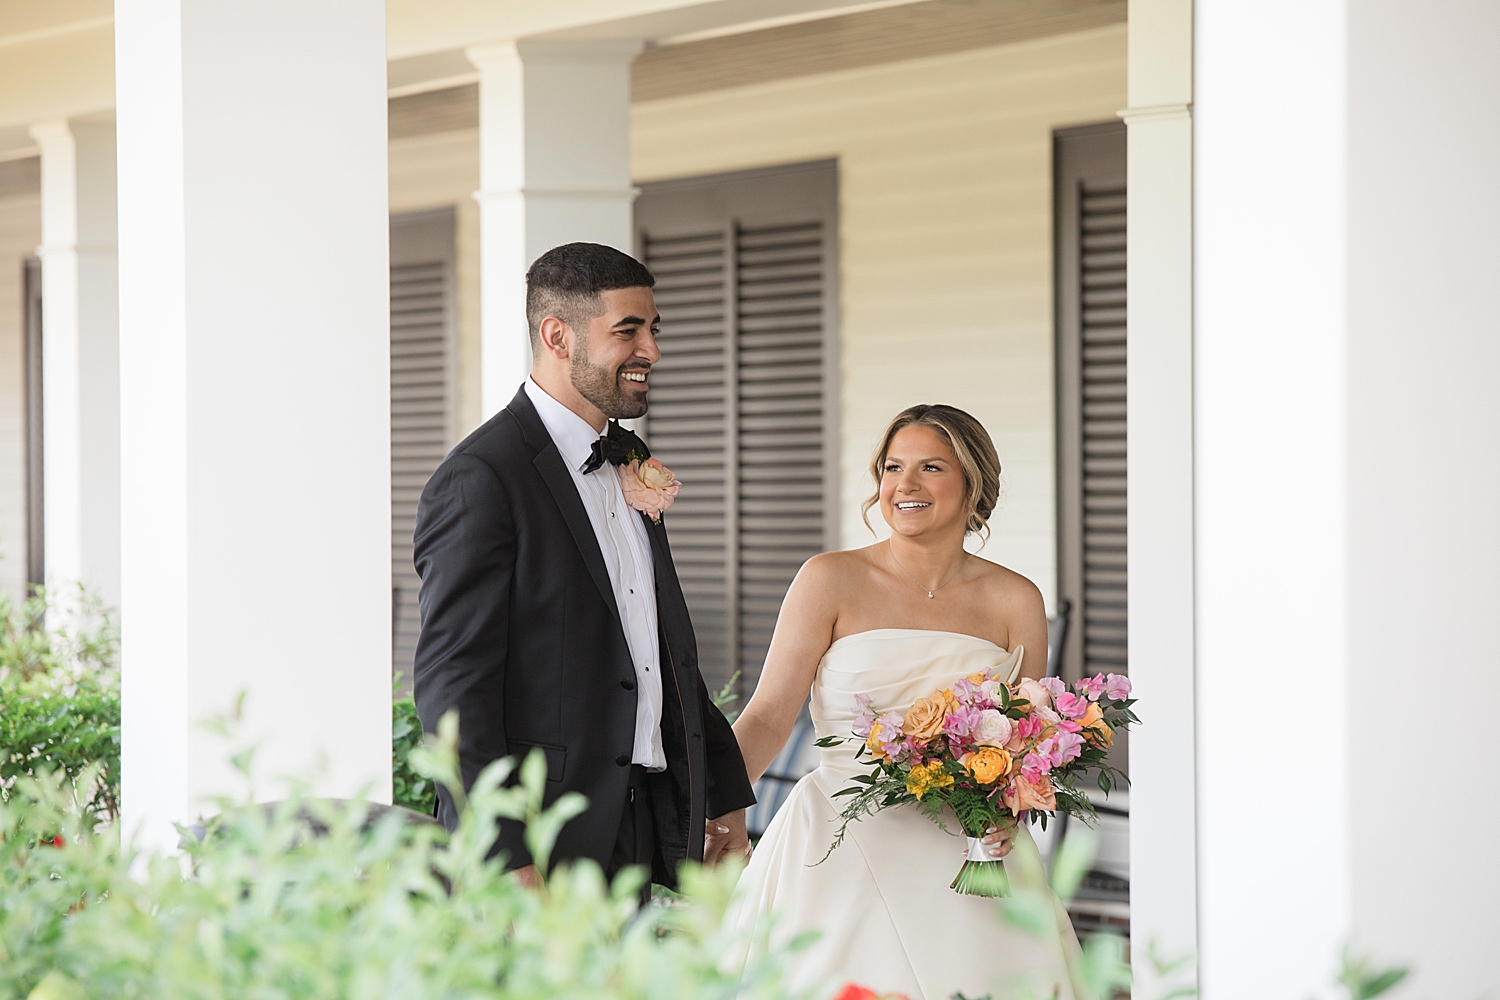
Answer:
[{"left": 618, "top": 457, "right": 681, "bottom": 523}]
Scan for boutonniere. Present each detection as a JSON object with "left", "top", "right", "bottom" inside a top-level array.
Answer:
[{"left": 619, "top": 456, "right": 681, "bottom": 523}]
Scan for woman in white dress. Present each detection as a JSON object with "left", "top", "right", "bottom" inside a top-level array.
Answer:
[{"left": 717, "top": 405, "right": 1083, "bottom": 1000}]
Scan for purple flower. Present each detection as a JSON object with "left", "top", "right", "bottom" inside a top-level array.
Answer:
[
  {"left": 852, "top": 693, "right": 877, "bottom": 738},
  {"left": 1103, "top": 673, "right": 1132, "bottom": 700},
  {"left": 874, "top": 711, "right": 906, "bottom": 758},
  {"left": 1055, "top": 692, "right": 1090, "bottom": 720},
  {"left": 951, "top": 677, "right": 984, "bottom": 705},
  {"left": 944, "top": 704, "right": 985, "bottom": 744}
]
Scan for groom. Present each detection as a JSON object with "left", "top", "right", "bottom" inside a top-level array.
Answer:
[{"left": 412, "top": 242, "right": 755, "bottom": 889}]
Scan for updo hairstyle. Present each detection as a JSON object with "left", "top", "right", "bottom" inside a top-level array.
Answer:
[{"left": 861, "top": 404, "right": 1002, "bottom": 539}]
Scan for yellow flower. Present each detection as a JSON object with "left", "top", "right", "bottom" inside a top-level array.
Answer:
[
  {"left": 904, "top": 761, "right": 955, "bottom": 800},
  {"left": 967, "top": 670, "right": 988, "bottom": 685},
  {"left": 866, "top": 719, "right": 889, "bottom": 760},
  {"left": 961, "top": 746, "right": 1013, "bottom": 785}
]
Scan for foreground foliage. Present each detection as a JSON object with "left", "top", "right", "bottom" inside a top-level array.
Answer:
[{"left": 0, "top": 716, "right": 799, "bottom": 1000}]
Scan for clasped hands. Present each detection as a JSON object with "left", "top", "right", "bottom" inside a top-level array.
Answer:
[{"left": 703, "top": 808, "right": 751, "bottom": 865}]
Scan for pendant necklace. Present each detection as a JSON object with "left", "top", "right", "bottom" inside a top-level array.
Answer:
[{"left": 888, "top": 543, "right": 970, "bottom": 599}]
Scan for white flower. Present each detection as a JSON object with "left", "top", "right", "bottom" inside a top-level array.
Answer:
[{"left": 973, "top": 709, "right": 1014, "bottom": 748}]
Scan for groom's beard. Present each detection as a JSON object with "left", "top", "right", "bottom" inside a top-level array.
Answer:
[{"left": 570, "top": 340, "right": 649, "bottom": 420}]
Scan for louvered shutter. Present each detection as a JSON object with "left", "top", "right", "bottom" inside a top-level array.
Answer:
[
  {"left": 1055, "top": 123, "right": 1127, "bottom": 682},
  {"left": 637, "top": 162, "right": 838, "bottom": 697},
  {"left": 390, "top": 210, "right": 455, "bottom": 688}
]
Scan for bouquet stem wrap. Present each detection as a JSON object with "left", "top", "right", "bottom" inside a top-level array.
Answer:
[{"left": 950, "top": 822, "right": 1011, "bottom": 897}]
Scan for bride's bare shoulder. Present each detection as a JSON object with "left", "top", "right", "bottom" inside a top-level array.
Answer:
[
  {"left": 969, "top": 555, "right": 1045, "bottom": 613},
  {"left": 794, "top": 545, "right": 883, "bottom": 590}
]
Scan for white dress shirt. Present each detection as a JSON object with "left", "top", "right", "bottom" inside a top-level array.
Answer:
[{"left": 524, "top": 379, "right": 666, "bottom": 771}]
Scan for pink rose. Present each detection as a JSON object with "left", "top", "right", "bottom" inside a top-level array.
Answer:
[
  {"left": 1103, "top": 673, "right": 1132, "bottom": 700},
  {"left": 619, "top": 458, "right": 680, "bottom": 522},
  {"left": 1055, "top": 692, "right": 1090, "bottom": 720},
  {"left": 1003, "top": 773, "right": 1057, "bottom": 816},
  {"left": 1014, "top": 678, "right": 1053, "bottom": 710}
]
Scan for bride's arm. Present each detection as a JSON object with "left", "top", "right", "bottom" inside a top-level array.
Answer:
[{"left": 732, "top": 554, "right": 844, "bottom": 784}]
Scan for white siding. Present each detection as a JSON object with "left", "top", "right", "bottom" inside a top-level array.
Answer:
[
  {"left": 0, "top": 183, "right": 39, "bottom": 602},
  {"left": 631, "top": 25, "right": 1128, "bottom": 602}
]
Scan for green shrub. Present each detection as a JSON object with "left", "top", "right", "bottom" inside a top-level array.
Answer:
[
  {"left": 0, "top": 586, "right": 120, "bottom": 822},
  {"left": 393, "top": 693, "right": 435, "bottom": 814},
  {"left": 0, "top": 714, "right": 802, "bottom": 1000}
]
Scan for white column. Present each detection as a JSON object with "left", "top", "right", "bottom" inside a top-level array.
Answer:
[
  {"left": 1196, "top": 1, "right": 1350, "bottom": 995},
  {"left": 115, "top": 0, "right": 392, "bottom": 851},
  {"left": 1343, "top": 2, "right": 1498, "bottom": 994},
  {"left": 29, "top": 120, "right": 120, "bottom": 611},
  {"left": 1196, "top": 1, "right": 1500, "bottom": 995},
  {"left": 467, "top": 39, "right": 641, "bottom": 417},
  {"left": 1122, "top": 1, "right": 1197, "bottom": 994}
]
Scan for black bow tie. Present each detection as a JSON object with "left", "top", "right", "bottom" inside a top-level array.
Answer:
[{"left": 581, "top": 421, "right": 639, "bottom": 474}]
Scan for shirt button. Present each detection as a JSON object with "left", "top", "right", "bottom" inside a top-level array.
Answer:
[{"left": 615, "top": 754, "right": 631, "bottom": 767}]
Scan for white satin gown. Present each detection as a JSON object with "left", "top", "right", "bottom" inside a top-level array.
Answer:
[{"left": 725, "top": 629, "right": 1083, "bottom": 1000}]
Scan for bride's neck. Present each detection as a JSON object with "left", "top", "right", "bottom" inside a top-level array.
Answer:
[{"left": 886, "top": 533, "right": 969, "bottom": 581}]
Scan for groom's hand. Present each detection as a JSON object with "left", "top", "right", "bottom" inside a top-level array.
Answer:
[{"left": 703, "top": 809, "right": 750, "bottom": 865}]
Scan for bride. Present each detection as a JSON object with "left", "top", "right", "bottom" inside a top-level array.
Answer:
[{"left": 718, "top": 404, "right": 1083, "bottom": 1000}]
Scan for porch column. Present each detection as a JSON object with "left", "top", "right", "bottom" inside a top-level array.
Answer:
[
  {"left": 1196, "top": 1, "right": 1499, "bottom": 996},
  {"left": 466, "top": 39, "right": 641, "bottom": 417},
  {"left": 28, "top": 120, "right": 120, "bottom": 610},
  {"left": 115, "top": 0, "right": 392, "bottom": 851},
  {"left": 1122, "top": 1, "right": 1197, "bottom": 995}
]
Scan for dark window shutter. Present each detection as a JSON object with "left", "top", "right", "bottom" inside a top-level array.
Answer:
[
  {"left": 1054, "top": 122, "right": 1127, "bottom": 683},
  {"left": 637, "top": 162, "right": 838, "bottom": 697},
  {"left": 390, "top": 209, "right": 456, "bottom": 691}
]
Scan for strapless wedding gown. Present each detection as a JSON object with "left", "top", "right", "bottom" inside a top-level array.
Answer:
[{"left": 726, "top": 629, "right": 1083, "bottom": 1000}]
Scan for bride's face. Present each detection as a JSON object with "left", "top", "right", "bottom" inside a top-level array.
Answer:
[{"left": 878, "top": 425, "right": 968, "bottom": 539}]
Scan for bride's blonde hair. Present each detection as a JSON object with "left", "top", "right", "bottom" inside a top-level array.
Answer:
[{"left": 862, "top": 404, "right": 1002, "bottom": 539}]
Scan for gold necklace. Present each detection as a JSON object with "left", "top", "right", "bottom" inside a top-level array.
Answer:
[{"left": 888, "top": 543, "right": 970, "bottom": 599}]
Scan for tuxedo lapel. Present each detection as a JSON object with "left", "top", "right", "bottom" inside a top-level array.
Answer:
[{"left": 506, "top": 388, "right": 624, "bottom": 631}]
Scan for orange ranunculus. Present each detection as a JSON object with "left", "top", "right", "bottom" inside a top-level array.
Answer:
[
  {"left": 1078, "top": 702, "right": 1114, "bottom": 748},
  {"left": 901, "top": 695, "right": 948, "bottom": 743},
  {"left": 1002, "top": 773, "right": 1057, "bottom": 816},
  {"left": 961, "top": 746, "right": 1012, "bottom": 785}
]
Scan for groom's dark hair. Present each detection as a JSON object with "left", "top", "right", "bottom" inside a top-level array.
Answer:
[{"left": 526, "top": 243, "right": 656, "bottom": 348}]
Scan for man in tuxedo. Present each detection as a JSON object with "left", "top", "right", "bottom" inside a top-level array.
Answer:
[{"left": 412, "top": 242, "right": 754, "bottom": 889}]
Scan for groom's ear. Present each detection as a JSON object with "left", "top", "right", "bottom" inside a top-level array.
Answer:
[{"left": 536, "top": 315, "right": 575, "bottom": 361}]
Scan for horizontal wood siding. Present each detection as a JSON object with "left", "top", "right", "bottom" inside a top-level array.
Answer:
[{"left": 632, "top": 25, "right": 1128, "bottom": 600}]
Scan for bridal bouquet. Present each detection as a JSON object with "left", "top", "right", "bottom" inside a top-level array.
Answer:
[{"left": 819, "top": 658, "right": 1136, "bottom": 897}]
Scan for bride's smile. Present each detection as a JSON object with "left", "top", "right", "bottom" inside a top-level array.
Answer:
[{"left": 878, "top": 424, "right": 969, "bottom": 539}]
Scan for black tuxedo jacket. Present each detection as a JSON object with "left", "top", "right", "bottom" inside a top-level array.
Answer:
[{"left": 411, "top": 385, "right": 755, "bottom": 884}]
